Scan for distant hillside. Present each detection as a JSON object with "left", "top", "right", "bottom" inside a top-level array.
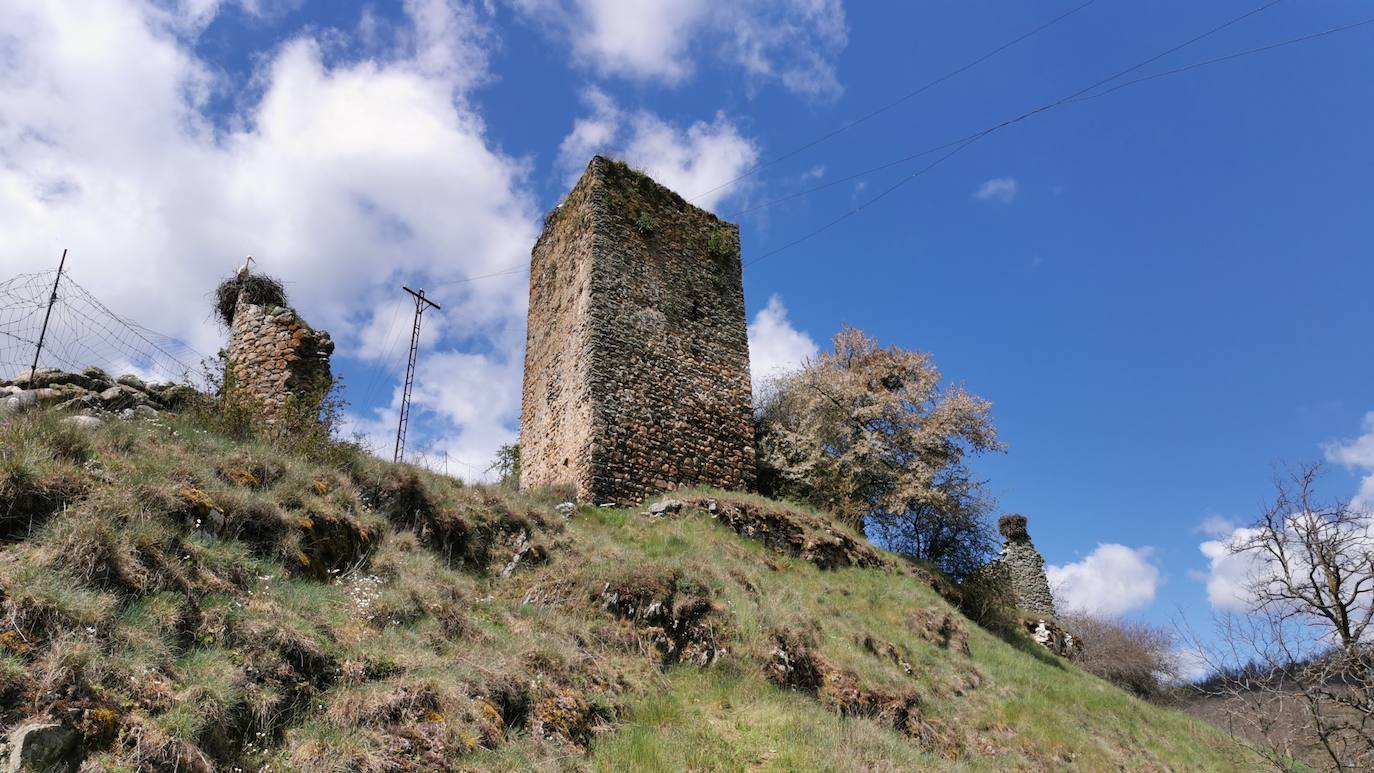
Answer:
[{"left": 0, "top": 402, "right": 1244, "bottom": 771}]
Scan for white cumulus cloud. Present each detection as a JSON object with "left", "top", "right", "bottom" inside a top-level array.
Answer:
[
  {"left": 746, "top": 294, "right": 817, "bottom": 398},
  {"left": 973, "top": 177, "right": 1018, "bottom": 204},
  {"left": 511, "top": 0, "right": 847, "bottom": 98},
  {"left": 0, "top": 0, "right": 537, "bottom": 473},
  {"left": 1047, "top": 544, "right": 1162, "bottom": 617},
  {"left": 1198, "top": 526, "right": 1264, "bottom": 612},
  {"left": 1327, "top": 411, "right": 1374, "bottom": 510},
  {"left": 557, "top": 88, "right": 759, "bottom": 210}
]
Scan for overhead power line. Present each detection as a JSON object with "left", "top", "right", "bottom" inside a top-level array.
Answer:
[
  {"left": 730, "top": 10, "right": 1373, "bottom": 222},
  {"left": 741, "top": 0, "right": 1293, "bottom": 268},
  {"left": 375, "top": 4, "right": 1370, "bottom": 290},
  {"left": 431, "top": 265, "right": 528, "bottom": 288},
  {"left": 687, "top": 0, "right": 1105, "bottom": 205},
  {"left": 1072, "top": 15, "right": 1374, "bottom": 103}
]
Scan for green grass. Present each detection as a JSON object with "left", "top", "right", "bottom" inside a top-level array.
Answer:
[
  {"left": 552, "top": 504, "right": 1246, "bottom": 771},
  {"left": 0, "top": 409, "right": 1249, "bottom": 770},
  {"left": 590, "top": 664, "right": 940, "bottom": 772}
]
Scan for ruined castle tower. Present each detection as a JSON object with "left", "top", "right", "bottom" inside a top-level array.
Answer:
[
  {"left": 223, "top": 280, "right": 334, "bottom": 428},
  {"left": 519, "top": 156, "right": 756, "bottom": 504},
  {"left": 998, "top": 515, "right": 1057, "bottom": 618}
]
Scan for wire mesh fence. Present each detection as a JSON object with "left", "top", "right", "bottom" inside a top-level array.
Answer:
[{"left": 0, "top": 269, "right": 205, "bottom": 385}]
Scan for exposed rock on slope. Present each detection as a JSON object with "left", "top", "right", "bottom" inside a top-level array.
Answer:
[
  {"left": 1, "top": 367, "right": 194, "bottom": 421},
  {"left": 0, "top": 407, "right": 1243, "bottom": 770}
]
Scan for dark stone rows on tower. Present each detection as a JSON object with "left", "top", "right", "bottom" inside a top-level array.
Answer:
[{"left": 520, "top": 156, "right": 755, "bottom": 505}]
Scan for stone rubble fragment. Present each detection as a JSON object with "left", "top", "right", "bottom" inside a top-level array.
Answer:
[{"left": 646, "top": 499, "right": 683, "bottom": 517}]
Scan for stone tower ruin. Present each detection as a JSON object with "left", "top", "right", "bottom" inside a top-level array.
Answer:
[
  {"left": 223, "top": 274, "right": 334, "bottom": 428},
  {"left": 998, "top": 514, "right": 1057, "bottom": 618},
  {"left": 519, "top": 156, "right": 756, "bottom": 505}
]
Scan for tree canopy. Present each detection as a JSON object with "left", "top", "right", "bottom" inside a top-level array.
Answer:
[{"left": 755, "top": 325, "right": 1003, "bottom": 578}]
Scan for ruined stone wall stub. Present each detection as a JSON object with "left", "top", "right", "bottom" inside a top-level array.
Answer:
[
  {"left": 224, "top": 297, "right": 334, "bottom": 428},
  {"left": 520, "top": 156, "right": 756, "bottom": 505},
  {"left": 997, "top": 514, "right": 1058, "bottom": 618}
]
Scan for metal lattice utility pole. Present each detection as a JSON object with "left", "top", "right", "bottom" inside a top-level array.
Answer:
[
  {"left": 29, "top": 248, "right": 68, "bottom": 378},
  {"left": 394, "top": 286, "right": 440, "bottom": 464}
]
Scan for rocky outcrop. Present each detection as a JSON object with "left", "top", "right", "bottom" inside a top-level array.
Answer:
[
  {"left": 5, "top": 721, "right": 80, "bottom": 773},
  {"left": 599, "top": 567, "right": 729, "bottom": 666},
  {"left": 0, "top": 367, "right": 196, "bottom": 422},
  {"left": 1025, "top": 618, "right": 1081, "bottom": 658},
  {"left": 997, "top": 514, "right": 1057, "bottom": 618},
  {"left": 677, "top": 495, "right": 887, "bottom": 570}
]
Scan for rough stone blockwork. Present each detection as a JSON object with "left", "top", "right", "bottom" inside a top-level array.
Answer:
[
  {"left": 520, "top": 156, "right": 756, "bottom": 505},
  {"left": 997, "top": 514, "right": 1057, "bottom": 618},
  {"left": 225, "top": 294, "right": 333, "bottom": 425}
]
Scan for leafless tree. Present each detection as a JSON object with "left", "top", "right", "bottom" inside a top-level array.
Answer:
[{"left": 1190, "top": 464, "right": 1374, "bottom": 771}]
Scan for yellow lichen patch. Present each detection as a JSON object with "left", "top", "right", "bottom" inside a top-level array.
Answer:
[
  {"left": 534, "top": 689, "right": 598, "bottom": 746},
  {"left": 310, "top": 479, "right": 331, "bottom": 496},
  {"left": 476, "top": 700, "right": 503, "bottom": 730},
  {"left": 176, "top": 485, "right": 217, "bottom": 512},
  {"left": 0, "top": 630, "right": 32, "bottom": 655},
  {"left": 77, "top": 706, "right": 121, "bottom": 744},
  {"left": 227, "top": 468, "right": 261, "bottom": 488}
]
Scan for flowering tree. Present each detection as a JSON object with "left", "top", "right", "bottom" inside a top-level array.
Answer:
[{"left": 754, "top": 325, "right": 1003, "bottom": 578}]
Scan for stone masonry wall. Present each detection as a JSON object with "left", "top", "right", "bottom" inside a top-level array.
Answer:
[
  {"left": 998, "top": 515, "right": 1057, "bottom": 618},
  {"left": 224, "top": 296, "right": 333, "bottom": 426},
  {"left": 520, "top": 156, "right": 756, "bottom": 505}
]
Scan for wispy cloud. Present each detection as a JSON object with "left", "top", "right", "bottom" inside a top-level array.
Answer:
[
  {"left": 511, "top": 0, "right": 848, "bottom": 98},
  {"left": 558, "top": 88, "right": 759, "bottom": 210},
  {"left": 973, "top": 177, "right": 1018, "bottom": 204}
]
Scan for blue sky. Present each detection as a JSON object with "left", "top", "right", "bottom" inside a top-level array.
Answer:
[{"left": 2, "top": 0, "right": 1371, "bottom": 658}]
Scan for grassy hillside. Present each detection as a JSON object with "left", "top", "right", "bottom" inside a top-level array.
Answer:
[{"left": 0, "top": 409, "right": 1244, "bottom": 771}]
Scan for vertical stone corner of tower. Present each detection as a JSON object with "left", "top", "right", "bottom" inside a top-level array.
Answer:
[
  {"left": 519, "top": 156, "right": 756, "bottom": 506},
  {"left": 223, "top": 292, "right": 333, "bottom": 432}
]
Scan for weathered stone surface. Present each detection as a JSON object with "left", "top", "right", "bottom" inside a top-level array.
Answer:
[
  {"left": 8, "top": 367, "right": 61, "bottom": 387},
  {"left": 6, "top": 722, "right": 79, "bottom": 773},
  {"left": 0, "top": 369, "right": 192, "bottom": 420},
  {"left": 1026, "top": 618, "right": 1080, "bottom": 658},
  {"left": 519, "top": 156, "right": 755, "bottom": 505},
  {"left": 115, "top": 374, "right": 147, "bottom": 391},
  {"left": 61, "top": 415, "right": 103, "bottom": 429},
  {"left": 98, "top": 385, "right": 146, "bottom": 411},
  {"left": 224, "top": 294, "right": 333, "bottom": 427},
  {"left": 998, "top": 514, "right": 1057, "bottom": 618},
  {"left": 647, "top": 499, "right": 683, "bottom": 516}
]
